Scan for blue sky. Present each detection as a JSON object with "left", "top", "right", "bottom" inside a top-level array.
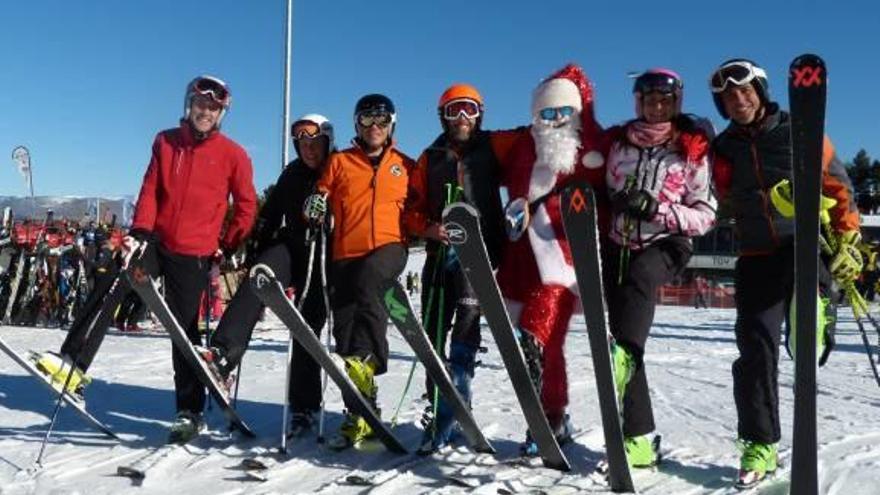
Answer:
[{"left": 1, "top": 0, "right": 878, "bottom": 198}]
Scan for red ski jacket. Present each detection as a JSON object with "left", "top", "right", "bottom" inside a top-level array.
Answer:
[{"left": 132, "top": 123, "right": 257, "bottom": 257}]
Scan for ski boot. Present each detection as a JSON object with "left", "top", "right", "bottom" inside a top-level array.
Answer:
[
  {"left": 194, "top": 346, "right": 235, "bottom": 395},
  {"left": 287, "top": 410, "right": 315, "bottom": 439},
  {"left": 419, "top": 342, "right": 477, "bottom": 455},
  {"left": 735, "top": 440, "right": 777, "bottom": 489},
  {"left": 167, "top": 411, "right": 205, "bottom": 444},
  {"left": 328, "top": 410, "right": 373, "bottom": 450},
  {"left": 611, "top": 342, "right": 635, "bottom": 404},
  {"left": 328, "top": 355, "right": 379, "bottom": 450},
  {"left": 31, "top": 351, "right": 91, "bottom": 399},
  {"left": 520, "top": 413, "right": 574, "bottom": 457},
  {"left": 624, "top": 434, "right": 661, "bottom": 468}
]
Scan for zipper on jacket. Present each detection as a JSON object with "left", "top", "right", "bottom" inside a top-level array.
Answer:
[
  {"left": 175, "top": 149, "right": 183, "bottom": 176},
  {"left": 371, "top": 162, "right": 379, "bottom": 250}
]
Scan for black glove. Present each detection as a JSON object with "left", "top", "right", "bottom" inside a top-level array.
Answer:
[
  {"left": 625, "top": 190, "right": 659, "bottom": 221},
  {"left": 611, "top": 190, "right": 631, "bottom": 214}
]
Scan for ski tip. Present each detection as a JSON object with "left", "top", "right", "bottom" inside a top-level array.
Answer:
[
  {"left": 790, "top": 53, "right": 825, "bottom": 67},
  {"left": 248, "top": 263, "right": 276, "bottom": 288},
  {"left": 441, "top": 201, "right": 477, "bottom": 219}
]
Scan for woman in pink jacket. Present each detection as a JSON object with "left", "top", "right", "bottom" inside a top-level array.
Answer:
[{"left": 603, "top": 68, "right": 716, "bottom": 467}]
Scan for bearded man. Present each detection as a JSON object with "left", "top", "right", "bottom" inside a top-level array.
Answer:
[{"left": 495, "top": 64, "right": 608, "bottom": 455}]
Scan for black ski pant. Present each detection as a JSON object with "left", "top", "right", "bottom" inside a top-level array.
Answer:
[
  {"left": 60, "top": 252, "right": 128, "bottom": 371},
  {"left": 604, "top": 236, "right": 692, "bottom": 437},
  {"left": 733, "top": 244, "right": 832, "bottom": 443},
  {"left": 212, "top": 238, "right": 327, "bottom": 413},
  {"left": 60, "top": 244, "right": 209, "bottom": 414},
  {"left": 420, "top": 251, "right": 481, "bottom": 398},
  {"left": 151, "top": 246, "right": 212, "bottom": 415},
  {"left": 330, "top": 242, "right": 407, "bottom": 377}
]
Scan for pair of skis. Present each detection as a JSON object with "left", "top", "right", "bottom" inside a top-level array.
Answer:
[
  {"left": 249, "top": 262, "right": 495, "bottom": 455},
  {"left": 444, "top": 191, "right": 634, "bottom": 490}
]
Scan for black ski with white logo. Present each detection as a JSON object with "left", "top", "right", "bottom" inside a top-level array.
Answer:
[
  {"left": 789, "top": 53, "right": 827, "bottom": 495},
  {"left": 442, "top": 202, "right": 570, "bottom": 471},
  {"left": 125, "top": 263, "right": 255, "bottom": 438},
  {"left": 249, "top": 263, "right": 407, "bottom": 454},
  {"left": 379, "top": 279, "right": 494, "bottom": 453},
  {"left": 559, "top": 181, "right": 635, "bottom": 493}
]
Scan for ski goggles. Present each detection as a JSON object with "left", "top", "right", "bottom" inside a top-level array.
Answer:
[
  {"left": 442, "top": 98, "right": 481, "bottom": 120},
  {"left": 538, "top": 106, "right": 576, "bottom": 121},
  {"left": 634, "top": 72, "right": 682, "bottom": 95},
  {"left": 356, "top": 111, "right": 393, "bottom": 128},
  {"left": 291, "top": 121, "right": 321, "bottom": 140},
  {"left": 709, "top": 61, "right": 767, "bottom": 94},
  {"left": 193, "top": 77, "right": 229, "bottom": 104}
]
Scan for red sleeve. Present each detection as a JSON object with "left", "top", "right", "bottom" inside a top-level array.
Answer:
[
  {"left": 221, "top": 149, "right": 258, "bottom": 250},
  {"left": 712, "top": 151, "right": 732, "bottom": 203},
  {"left": 403, "top": 152, "right": 430, "bottom": 236},
  {"left": 131, "top": 134, "right": 162, "bottom": 233}
]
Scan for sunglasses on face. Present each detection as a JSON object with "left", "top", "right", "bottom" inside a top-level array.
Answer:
[
  {"left": 442, "top": 99, "right": 481, "bottom": 120},
  {"left": 193, "top": 78, "right": 229, "bottom": 103},
  {"left": 709, "top": 62, "right": 767, "bottom": 94},
  {"left": 357, "top": 112, "right": 392, "bottom": 128},
  {"left": 538, "top": 106, "right": 576, "bottom": 121},
  {"left": 291, "top": 121, "right": 321, "bottom": 140}
]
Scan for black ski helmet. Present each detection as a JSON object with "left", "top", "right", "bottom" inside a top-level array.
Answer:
[
  {"left": 353, "top": 93, "right": 397, "bottom": 137},
  {"left": 709, "top": 58, "right": 770, "bottom": 120}
]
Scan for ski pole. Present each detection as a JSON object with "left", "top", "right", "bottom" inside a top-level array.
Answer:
[
  {"left": 281, "top": 226, "right": 318, "bottom": 452},
  {"left": 34, "top": 244, "right": 141, "bottom": 466},
  {"left": 317, "top": 226, "right": 332, "bottom": 443}
]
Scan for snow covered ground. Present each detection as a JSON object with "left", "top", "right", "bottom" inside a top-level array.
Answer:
[{"left": 1, "top": 252, "right": 879, "bottom": 494}]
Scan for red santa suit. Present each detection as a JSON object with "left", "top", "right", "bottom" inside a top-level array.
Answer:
[{"left": 496, "top": 64, "right": 608, "bottom": 425}]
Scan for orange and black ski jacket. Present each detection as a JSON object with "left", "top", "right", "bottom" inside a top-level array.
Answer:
[
  {"left": 712, "top": 105, "right": 859, "bottom": 256},
  {"left": 406, "top": 128, "right": 522, "bottom": 264},
  {"left": 316, "top": 142, "right": 415, "bottom": 260}
]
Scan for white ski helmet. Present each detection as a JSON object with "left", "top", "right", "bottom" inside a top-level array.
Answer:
[
  {"left": 291, "top": 113, "right": 335, "bottom": 156},
  {"left": 183, "top": 75, "right": 232, "bottom": 127}
]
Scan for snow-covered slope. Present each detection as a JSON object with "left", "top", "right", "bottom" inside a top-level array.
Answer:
[{"left": 0, "top": 253, "right": 878, "bottom": 494}]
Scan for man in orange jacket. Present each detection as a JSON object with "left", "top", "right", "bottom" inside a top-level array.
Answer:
[{"left": 304, "top": 94, "right": 415, "bottom": 450}]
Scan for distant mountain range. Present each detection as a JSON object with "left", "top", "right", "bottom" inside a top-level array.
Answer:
[{"left": 0, "top": 195, "right": 135, "bottom": 225}]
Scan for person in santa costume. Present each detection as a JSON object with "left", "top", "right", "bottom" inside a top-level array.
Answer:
[{"left": 495, "top": 63, "right": 609, "bottom": 455}]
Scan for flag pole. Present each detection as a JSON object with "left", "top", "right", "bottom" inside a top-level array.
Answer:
[{"left": 281, "top": 0, "right": 293, "bottom": 170}]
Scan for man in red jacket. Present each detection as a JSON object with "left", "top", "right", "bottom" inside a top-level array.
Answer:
[
  {"left": 127, "top": 74, "right": 256, "bottom": 443},
  {"left": 31, "top": 77, "right": 255, "bottom": 444}
]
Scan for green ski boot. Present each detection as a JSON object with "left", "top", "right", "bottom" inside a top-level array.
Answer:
[
  {"left": 167, "top": 411, "right": 205, "bottom": 444},
  {"left": 735, "top": 440, "right": 778, "bottom": 489}
]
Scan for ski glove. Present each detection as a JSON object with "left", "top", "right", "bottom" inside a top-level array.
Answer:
[
  {"left": 302, "top": 193, "right": 327, "bottom": 224},
  {"left": 504, "top": 197, "right": 530, "bottom": 242},
  {"left": 830, "top": 230, "right": 863, "bottom": 285},
  {"left": 624, "top": 190, "right": 659, "bottom": 221}
]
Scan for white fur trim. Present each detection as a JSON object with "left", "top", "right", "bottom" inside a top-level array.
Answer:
[
  {"left": 532, "top": 78, "right": 583, "bottom": 117},
  {"left": 581, "top": 150, "right": 604, "bottom": 169},
  {"left": 527, "top": 203, "right": 577, "bottom": 291}
]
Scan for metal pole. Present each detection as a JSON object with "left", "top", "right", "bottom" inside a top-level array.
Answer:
[{"left": 281, "top": 0, "right": 293, "bottom": 170}]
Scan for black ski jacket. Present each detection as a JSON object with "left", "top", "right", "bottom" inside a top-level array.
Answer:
[{"left": 712, "top": 104, "right": 858, "bottom": 255}]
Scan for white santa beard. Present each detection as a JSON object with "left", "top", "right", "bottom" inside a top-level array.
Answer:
[{"left": 528, "top": 122, "right": 581, "bottom": 201}]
